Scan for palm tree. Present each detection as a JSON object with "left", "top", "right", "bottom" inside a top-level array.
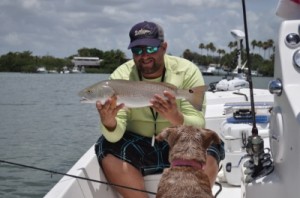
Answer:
[
  {"left": 183, "top": 49, "right": 193, "bottom": 60},
  {"left": 217, "top": 49, "right": 222, "bottom": 58},
  {"left": 211, "top": 45, "right": 216, "bottom": 57},
  {"left": 228, "top": 42, "right": 236, "bottom": 52},
  {"left": 251, "top": 40, "right": 257, "bottom": 53},
  {"left": 262, "top": 42, "right": 269, "bottom": 59},
  {"left": 206, "top": 42, "right": 216, "bottom": 56},
  {"left": 217, "top": 49, "right": 226, "bottom": 64},
  {"left": 266, "top": 39, "right": 274, "bottom": 58},
  {"left": 257, "top": 41, "right": 263, "bottom": 55},
  {"left": 198, "top": 43, "right": 205, "bottom": 55},
  {"left": 205, "top": 44, "right": 210, "bottom": 56}
]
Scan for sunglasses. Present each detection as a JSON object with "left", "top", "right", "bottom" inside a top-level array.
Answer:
[{"left": 131, "top": 46, "right": 160, "bottom": 55}]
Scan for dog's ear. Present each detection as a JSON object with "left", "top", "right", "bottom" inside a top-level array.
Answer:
[
  {"left": 156, "top": 126, "right": 176, "bottom": 141},
  {"left": 156, "top": 126, "right": 179, "bottom": 146},
  {"left": 201, "top": 128, "right": 221, "bottom": 149}
]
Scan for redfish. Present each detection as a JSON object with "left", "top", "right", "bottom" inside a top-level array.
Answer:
[{"left": 78, "top": 80, "right": 206, "bottom": 110}]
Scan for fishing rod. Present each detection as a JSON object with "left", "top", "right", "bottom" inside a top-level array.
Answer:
[
  {"left": 242, "top": 0, "right": 257, "bottom": 133},
  {"left": 241, "top": 0, "right": 274, "bottom": 183},
  {"left": 0, "top": 159, "right": 156, "bottom": 195},
  {"left": 0, "top": 159, "right": 224, "bottom": 197}
]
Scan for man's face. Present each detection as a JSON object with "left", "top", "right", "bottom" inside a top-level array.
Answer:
[{"left": 132, "top": 42, "right": 167, "bottom": 78}]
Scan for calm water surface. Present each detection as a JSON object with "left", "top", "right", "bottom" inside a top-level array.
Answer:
[{"left": 0, "top": 73, "right": 272, "bottom": 198}]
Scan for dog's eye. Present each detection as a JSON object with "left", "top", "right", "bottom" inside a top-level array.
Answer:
[{"left": 189, "top": 89, "right": 194, "bottom": 93}]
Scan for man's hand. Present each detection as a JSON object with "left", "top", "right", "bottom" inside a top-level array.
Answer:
[
  {"left": 150, "top": 91, "right": 184, "bottom": 126},
  {"left": 96, "top": 96, "right": 124, "bottom": 131}
]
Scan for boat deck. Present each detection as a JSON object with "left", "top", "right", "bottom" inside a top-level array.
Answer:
[
  {"left": 45, "top": 145, "right": 242, "bottom": 198},
  {"left": 45, "top": 88, "right": 272, "bottom": 198}
]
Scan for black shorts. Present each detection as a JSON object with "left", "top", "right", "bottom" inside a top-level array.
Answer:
[
  {"left": 95, "top": 131, "right": 169, "bottom": 176},
  {"left": 207, "top": 141, "right": 225, "bottom": 165},
  {"left": 95, "top": 131, "right": 225, "bottom": 176}
]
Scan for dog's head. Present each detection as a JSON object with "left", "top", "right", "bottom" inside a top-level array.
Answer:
[{"left": 156, "top": 125, "right": 221, "bottom": 164}]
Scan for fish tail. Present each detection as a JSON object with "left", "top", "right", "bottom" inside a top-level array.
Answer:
[{"left": 184, "top": 85, "right": 207, "bottom": 111}]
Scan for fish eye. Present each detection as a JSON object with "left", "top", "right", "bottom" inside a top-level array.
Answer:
[
  {"left": 189, "top": 89, "right": 194, "bottom": 93},
  {"left": 87, "top": 89, "right": 93, "bottom": 94}
]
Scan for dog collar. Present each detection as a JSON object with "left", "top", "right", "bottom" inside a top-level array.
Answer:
[{"left": 171, "top": 159, "right": 205, "bottom": 170}]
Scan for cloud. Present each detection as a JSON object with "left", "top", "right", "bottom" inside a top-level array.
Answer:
[{"left": 0, "top": 0, "right": 281, "bottom": 58}]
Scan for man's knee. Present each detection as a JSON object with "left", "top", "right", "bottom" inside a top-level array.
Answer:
[{"left": 207, "top": 140, "right": 225, "bottom": 165}]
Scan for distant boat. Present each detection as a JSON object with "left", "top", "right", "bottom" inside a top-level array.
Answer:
[
  {"left": 246, "top": 68, "right": 263, "bottom": 77},
  {"left": 71, "top": 66, "right": 80, "bottom": 73},
  {"left": 48, "top": 70, "right": 58, "bottom": 74},
  {"left": 36, "top": 67, "right": 48, "bottom": 74},
  {"left": 212, "top": 67, "right": 231, "bottom": 76},
  {"left": 232, "top": 67, "right": 262, "bottom": 77},
  {"left": 202, "top": 64, "right": 230, "bottom": 76},
  {"left": 60, "top": 66, "right": 70, "bottom": 74},
  {"left": 202, "top": 64, "right": 217, "bottom": 75},
  {"left": 71, "top": 66, "right": 85, "bottom": 74}
]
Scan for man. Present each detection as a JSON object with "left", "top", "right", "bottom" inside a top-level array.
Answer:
[{"left": 95, "top": 21, "right": 224, "bottom": 198}]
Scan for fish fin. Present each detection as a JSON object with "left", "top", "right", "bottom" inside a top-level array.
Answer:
[
  {"left": 160, "top": 82, "right": 178, "bottom": 89},
  {"left": 186, "top": 85, "right": 208, "bottom": 111}
]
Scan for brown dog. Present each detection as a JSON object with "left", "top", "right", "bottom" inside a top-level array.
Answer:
[{"left": 155, "top": 125, "right": 221, "bottom": 198}]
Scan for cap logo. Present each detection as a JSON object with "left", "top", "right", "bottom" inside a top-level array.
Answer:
[{"left": 134, "top": 28, "right": 151, "bottom": 36}]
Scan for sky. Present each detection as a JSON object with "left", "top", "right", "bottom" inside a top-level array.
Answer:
[{"left": 0, "top": 0, "right": 283, "bottom": 59}]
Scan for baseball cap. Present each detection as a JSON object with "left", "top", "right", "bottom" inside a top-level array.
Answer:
[{"left": 128, "top": 21, "right": 164, "bottom": 49}]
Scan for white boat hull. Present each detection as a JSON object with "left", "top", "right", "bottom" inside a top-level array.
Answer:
[
  {"left": 45, "top": 88, "right": 273, "bottom": 198},
  {"left": 44, "top": 144, "right": 243, "bottom": 198},
  {"left": 44, "top": 145, "right": 162, "bottom": 198},
  {"left": 46, "top": 4, "right": 300, "bottom": 197}
]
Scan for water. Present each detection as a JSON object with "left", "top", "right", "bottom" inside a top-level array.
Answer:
[{"left": 0, "top": 73, "right": 272, "bottom": 198}]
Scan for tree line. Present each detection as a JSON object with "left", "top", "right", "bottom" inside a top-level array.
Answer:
[
  {"left": 0, "top": 48, "right": 128, "bottom": 74},
  {"left": 184, "top": 39, "right": 275, "bottom": 76},
  {"left": 0, "top": 39, "right": 275, "bottom": 76}
]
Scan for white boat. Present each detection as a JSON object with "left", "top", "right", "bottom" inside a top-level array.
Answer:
[
  {"left": 36, "top": 67, "right": 48, "bottom": 74},
  {"left": 44, "top": 86, "right": 273, "bottom": 198},
  {"left": 212, "top": 67, "right": 231, "bottom": 76},
  {"left": 45, "top": 1, "right": 300, "bottom": 197},
  {"left": 48, "top": 70, "right": 58, "bottom": 74},
  {"left": 71, "top": 66, "right": 85, "bottom": 74},
  {"left": 202, "top": 64, "right": 217, "bottom": 76},
  {"left": 60, "top": 66, "right": 70, "bottom": 74},
  {"left": 71, "top": 66, "right": 81, "bottom": 73},
  {"left": 233, "top": 68, "right": 262, "bottom": 77},
  {"left": 203, "top": 64, "right": 231, "bottom": 76}
]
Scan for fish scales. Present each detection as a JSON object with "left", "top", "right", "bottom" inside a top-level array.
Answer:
[
  {"left": 106, "top": 80, "right": 177, "bottom": 98},
  {"left": 79, "top": 79, "right": 206, "bottom": 110}
]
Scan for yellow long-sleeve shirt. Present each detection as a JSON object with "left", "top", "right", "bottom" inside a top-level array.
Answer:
[{"left": 101, "top": 54, "right": 206, "bottom": 142}]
